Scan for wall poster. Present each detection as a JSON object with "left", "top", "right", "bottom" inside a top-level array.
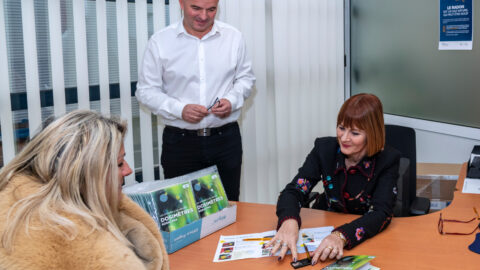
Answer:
[{"left": 439, "top": 0, "right": 473, "bottom": 50}]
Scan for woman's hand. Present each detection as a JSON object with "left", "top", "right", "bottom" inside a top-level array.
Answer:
[
  {"left": 311, "top": 234, "right": 344, "bottom": 265},
  {"left": 265, "top": 219, "right": 299, "bottom": 262}
]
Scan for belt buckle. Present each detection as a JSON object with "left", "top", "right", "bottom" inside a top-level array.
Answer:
[{"left": 197, "top": 128, "right": 211, "bottom": 136}]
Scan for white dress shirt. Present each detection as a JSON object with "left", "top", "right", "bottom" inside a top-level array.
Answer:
[{"left": 136, "top": 20, "right": 255, "bottom": 129}]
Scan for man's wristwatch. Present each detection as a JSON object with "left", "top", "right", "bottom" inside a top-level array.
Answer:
[{"left": 331, "top": 231, "right": 347, "bottom": 247}]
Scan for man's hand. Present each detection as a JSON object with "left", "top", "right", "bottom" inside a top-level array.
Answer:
[
  {"left": 182, "top": 104, "right": 209, "bottom": 123},
  {"left": 211, "top": 98, "right": 232, "bottom": 118}
]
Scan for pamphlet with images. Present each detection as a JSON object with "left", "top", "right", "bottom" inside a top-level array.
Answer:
[
  {"left": 153, "top": 181, "right": 199, "bottom": 232},
  {"left": 322, "top": 255, "right": 377, "bottom": 270},
  {"left": 213, "top": 226, "right": 334, "bottom": 262},
  {"left": 191, "top": 169, "right": 229, "bottom": 217},
  {"left": 123, "top": 166, "right": 229, "bottom": 232},
  {"left": 123, "top": 176, "right": 200, "bottom": 232}
]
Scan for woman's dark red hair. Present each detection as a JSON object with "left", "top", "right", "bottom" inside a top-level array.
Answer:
[{"left": 337, "top": 93, "right": 385, "bottom": 156}]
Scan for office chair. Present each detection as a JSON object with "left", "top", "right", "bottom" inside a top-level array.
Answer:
[{"left": 385, "top": 124, "right": 430, "bottom": 217}]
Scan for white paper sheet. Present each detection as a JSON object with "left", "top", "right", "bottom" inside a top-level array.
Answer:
[
  {"left": 213, "top": 226, "right": 333, "bottom": 262},
  {"left": 462, "top": 178, "right": 480, "bottom": 194}
]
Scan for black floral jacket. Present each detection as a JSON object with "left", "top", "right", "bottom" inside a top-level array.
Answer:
[{"left": 276, "top": 137, "right": 400, "bottom": 249}]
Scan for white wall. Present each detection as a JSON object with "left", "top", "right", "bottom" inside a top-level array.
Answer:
[
  {"left": 416, "top": 130, "right": 478, "bottom": 164},
  {"left": 385, "top": 114, "right": 480, "bottom": 164}
]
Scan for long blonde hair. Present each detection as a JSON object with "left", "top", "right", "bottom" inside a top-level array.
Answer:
[{"left": 0, "top": 110, "right": 130, "bottom": 251}]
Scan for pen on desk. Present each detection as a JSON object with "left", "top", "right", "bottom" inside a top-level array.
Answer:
[
  {"left": 242, "top": 237, "right": 272, "bottom": 241},
  {"left": 303, "top": 243, "right": 311, "bottom": 261}
]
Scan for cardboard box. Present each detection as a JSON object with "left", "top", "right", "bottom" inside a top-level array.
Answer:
[{"left": 161, "top": 203, "right": 237, "bottom": 254}]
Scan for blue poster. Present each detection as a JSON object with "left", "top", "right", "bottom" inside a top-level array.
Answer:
[{"left": 439, "top": 0, "right": 473, "bottom": 50}]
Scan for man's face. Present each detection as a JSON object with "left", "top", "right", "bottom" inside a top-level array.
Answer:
[{"left": 179, "top": 0, "right": 218, "bottom": 39}]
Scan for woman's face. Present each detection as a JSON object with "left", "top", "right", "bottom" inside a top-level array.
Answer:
[
  {"left": 117, "top": 143, "right": 132, "bottom": 194},
  {"left": 336, "top": 123, "right": 367, "bottom": 159}
]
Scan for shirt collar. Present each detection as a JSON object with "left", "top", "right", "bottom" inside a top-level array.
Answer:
[{"left": 175, "top": 19, "right": 221, "bottom": 40}]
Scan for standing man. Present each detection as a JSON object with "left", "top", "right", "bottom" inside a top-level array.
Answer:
[{"left": 136, "top": 0, "right": 255, "bottom": 201}]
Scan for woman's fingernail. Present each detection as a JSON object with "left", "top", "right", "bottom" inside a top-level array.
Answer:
[
  {"left": 311, "top": 259, "right": 316, "bottom": 265},
  {"left": 278, "top": 256, "right": 282, "bottom": 261},
  {"left": 293, "top": 257, "right": 297, "bottom": 262}
]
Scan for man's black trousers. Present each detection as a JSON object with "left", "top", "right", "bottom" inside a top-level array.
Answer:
[{"left": 161, "top": 122, "right": 242, "bottom": 201}]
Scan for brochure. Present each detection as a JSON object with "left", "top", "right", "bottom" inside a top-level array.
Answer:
[
  {"left": 126, "top": 180, "right": 199, "bottom": 232},
  {"left": 191, "top": 170, "right": 229, "bottom": 217},
  {"left": 213, "top": 226, "right": 334, "bottom": 262},
  {"left": 123, "top": 166, "right": 229, "bottom": 232},
  {"left": 322, "top": 255, "right": 377, "bottom": 270}
]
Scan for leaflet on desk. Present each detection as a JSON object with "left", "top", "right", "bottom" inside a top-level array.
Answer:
[
  {"left": 213, "top": 226, "right": 334, "bottom": 262},
  {"left": 463, "top": 178, "right": 480, "bottom": 194}
]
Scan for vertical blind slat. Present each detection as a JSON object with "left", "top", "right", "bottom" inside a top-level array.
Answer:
[
  {"left": 48, "top": 0, "right": 66, "bottom": 117},
  {"left": 152, "top": 0, "right": 166, "bottom": 180},
  {"left": 0, "top": 0, "right": 16, "bottom": 165},
  {"left": 271, "top": 0, "right": 290, "bottom": 188},
  {"left": 318, "top": 0, "right": 328, "bottom": 133},
  {"left": 169, "top": 0, "right": 181, "bottom": 24},
  {"left": 251, "top": 0, "right": 271, "bottom": 203},
  {"left": 21, "top": 0, "right": 42, "bottom": 137},
  {"left": 152, "top": 0, "right": 165, "bottom": 32},
  {"left": 217, "top": 0, "right": 226, "bottom": 21},
  {"left": 287, "top": 0, "right": 300, "bottom": 174},
  {"left": 72, "top": 0, "right": 90, "bottom": 109},
  {"left": 136, "top": 0, "right": 155, "bottom": 181},
  {"left": 335, "top": 0, "right": 345, "bottom": 106},
  {"left": 96, "top": 0, "right": 110, "bottom": 114},
  {"left": 116, "top": 0, "right": 135, "bottom": 185}
]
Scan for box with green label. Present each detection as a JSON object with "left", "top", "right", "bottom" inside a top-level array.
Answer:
[{"left": 123, "top": 166, "right": 236, "bottom": 253}]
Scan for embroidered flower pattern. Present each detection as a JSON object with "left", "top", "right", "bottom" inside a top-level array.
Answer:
[
  {"left": 363, "top": 161, "right": 371, "bottom": 169},
  {"left": 355, "top": 227, "right": 365, "bottom": 241},
  {"left": 295, "top": 178, "right": 311, "bottom": 194}
]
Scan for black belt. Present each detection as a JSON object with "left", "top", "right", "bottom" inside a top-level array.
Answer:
[{"left": 165, "top": 122, "right": 237, "bottom": 137}]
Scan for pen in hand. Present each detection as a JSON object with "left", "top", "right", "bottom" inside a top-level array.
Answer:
[{"left": 207, "top": 97, "right": 220, "bottom": 111}]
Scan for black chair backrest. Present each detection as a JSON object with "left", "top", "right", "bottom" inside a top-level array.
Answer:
[
  {"left": 394, "top": 157, "right": 410, "bottom": 216},
  {"left": 385, "top": 124, "right": 417, "bottom": 216}
]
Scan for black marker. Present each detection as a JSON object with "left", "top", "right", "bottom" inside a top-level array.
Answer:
[{"left": 290, "top": 243, "right": 312, "bottom": 269}]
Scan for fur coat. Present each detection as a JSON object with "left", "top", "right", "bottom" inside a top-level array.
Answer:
[{"left": 0, "top": 175, "right": 169, "bottom": 270}]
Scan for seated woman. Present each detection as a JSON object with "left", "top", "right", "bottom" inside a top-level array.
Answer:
[
  {"left": 0, "top": 110, "right": 169, "bottom": 270},
  {"left": 269, "top": 93, "right": 400, "bottom": 265}
]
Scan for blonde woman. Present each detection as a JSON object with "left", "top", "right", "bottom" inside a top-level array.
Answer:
[{"left": 0, "top": 110, "right": 169, "bottom": 270}]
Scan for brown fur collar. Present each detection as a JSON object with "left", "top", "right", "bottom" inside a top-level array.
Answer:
[{"left": 0, "top": 175, "right": 169, "bottom": 270}]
